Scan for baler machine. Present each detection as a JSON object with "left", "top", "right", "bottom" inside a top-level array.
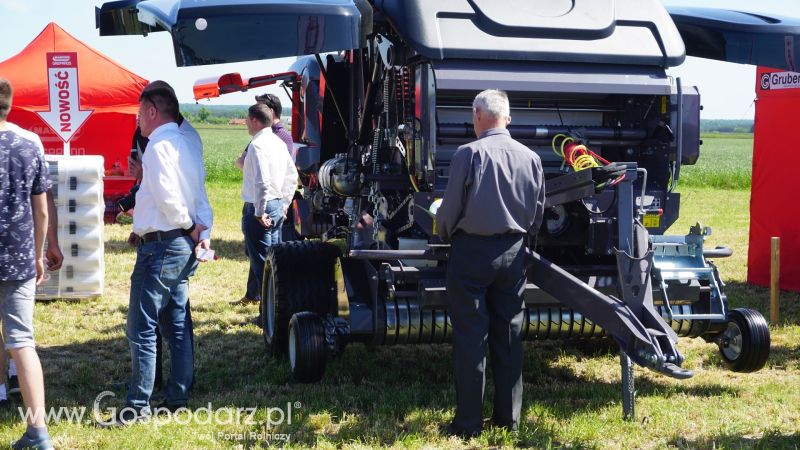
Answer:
[{"left": 96, "top": 0, "right": 797, "bottom": 418}]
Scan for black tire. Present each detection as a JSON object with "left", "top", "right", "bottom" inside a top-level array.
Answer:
[
  {"left": 288, "top": 312, "right": 328, "bottom": 383},
  {"left": 261, "top": 241, "right": 341, "bottom": 357},
  {"left": 718, "top": 308, "right": 770, "bottom": 372}
]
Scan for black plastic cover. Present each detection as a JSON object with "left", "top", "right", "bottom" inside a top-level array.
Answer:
[
  {"left": 95, "top": 0, "right": 364, "bottom": 66},
  {"left": 679, "top": 86, "right": 701, "bottom": 166},
  {"left": 373, "top": 0, "right": 686, "bottom": 67},
  {"left": 96, "top": 0, "right": 161, "bottom": 36},
  {"left": 668, "top": 7, "right": 800, "bottom": 71}
]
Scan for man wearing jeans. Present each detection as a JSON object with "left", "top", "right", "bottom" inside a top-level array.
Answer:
[
  {"left": 117, "top": 83, "right": 212, "bottom": 424},
  {"left": 0, "top": 77, "right": 54, "bottom": 450},
  {"left": 239, "top": 103, "right": 297, "bottom": 317}
]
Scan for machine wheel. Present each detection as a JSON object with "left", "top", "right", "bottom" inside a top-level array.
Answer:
[
  {"left": 717, "top": 308, "right": 770, "bottom": 372},
  {"left": 288, "top": 312, "right": 328, "bottom": 383},
  {"left": 261, "top": 241, "right": 341, "bottom": 357}
]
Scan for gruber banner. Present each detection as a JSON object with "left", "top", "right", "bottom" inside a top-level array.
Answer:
[
  {"left": 36, "top": 52, "right": 93, "bottom": 143},
  {"left": 748, "top": 66, "right": 800, "bottom": 291},
  {"left": 758, "top": 70, "right": 800, "bottom": 91}
]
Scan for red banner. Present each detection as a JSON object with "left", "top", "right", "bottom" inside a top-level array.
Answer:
[{"left": 748, "top": 67, "right": 800, "bottom": 291}]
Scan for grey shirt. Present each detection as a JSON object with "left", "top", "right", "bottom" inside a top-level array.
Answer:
[{"left": 436, "top": 128, "right": 545, "bottom": 243}]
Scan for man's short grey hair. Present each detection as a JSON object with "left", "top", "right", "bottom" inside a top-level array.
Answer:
[{"left": 472, "top": 89, "right": 510, "bottom": 119}]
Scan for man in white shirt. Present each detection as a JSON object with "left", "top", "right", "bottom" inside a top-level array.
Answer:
[
  {"left": 239, "top": 103, "right": 297, "bottom": 309},
  {"left": 121, "top": 81, "right": 212, "bottom": 394},
  {"left": 123, "top": 80, "right": 211, "bottom": 225},
  {"left": 117, "top": 84, "right": 213, "bottom": 424}
]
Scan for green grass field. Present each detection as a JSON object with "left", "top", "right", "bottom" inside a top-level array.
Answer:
[
  {"left": 199, "top": 125, "right": 248, "bottom": 183},
  {"left": 0, "top": 128, "right": 797, "bottom": 449},
  {"left": 677, "top": 134, "right": 754, "bottom": 190}
]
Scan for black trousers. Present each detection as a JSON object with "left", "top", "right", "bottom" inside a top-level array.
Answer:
[{"left": 446, "top": 232, "right": 526, "bottom": 433}]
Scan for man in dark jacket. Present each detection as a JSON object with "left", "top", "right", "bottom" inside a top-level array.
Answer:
[{"left": 436, "top": 89, "right": 545, "bottom": 437}]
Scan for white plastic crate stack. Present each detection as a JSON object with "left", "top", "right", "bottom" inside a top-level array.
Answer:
[{"left": 37, "top": 155, "right": 105, "bottom": 299}]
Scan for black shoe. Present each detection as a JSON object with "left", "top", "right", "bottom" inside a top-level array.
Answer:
[
  {"left": 230, "top": 296, "right": 260, "bottom": 306},
  {"left": 8, "top": 376, "right": 20, "bottom": 395},
  {"left": 0, "top": 398, "right": 10, "bottom": 409},
  {"left": 152, "top": 400, "right": 188, "bottom": 415},
  {"left": 484, "top": 417, "right": 518, "bottom": 432},
  {"left": 439, "top": 422, "right": 481, "bottom": 439},
  {"left": 96, "top": 406, "right": 151, "bottom": 428},
  {"left": 149, "top": 390, "right": 166, "bottom": 405},
  {"left": 238, "top": 315, "right": 263, "bottom": 327}
]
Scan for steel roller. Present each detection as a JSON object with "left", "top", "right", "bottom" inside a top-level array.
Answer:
[{"left": 377, "top": 301, "right": 703, "bottom": 344}]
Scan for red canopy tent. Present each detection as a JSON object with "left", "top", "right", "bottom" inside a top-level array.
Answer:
[
  {"left": 748, "top": 67, "right": 800, "bottom": 291},
  {"left": 0, "top": 22, "right": 147, "bottom": 194}
]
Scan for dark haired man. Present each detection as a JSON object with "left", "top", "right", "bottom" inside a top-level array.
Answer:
[
  {"left": 0, "top": 77, "right": 54, "bottom": 450},
  {"left": 233, "top": 94, "right": 296, "bottom": 306},
  {"left": 127, "top": 80, "right": 206, "bottom": 183},
  {"left": 123, "top": 81, "right": 211, "bottom": 240},
  {"left": 238, "top": 103, "right": 297, "bottom": 315},
  {"left": 255, "top": 93, "right": 293, "bottom": 157},
  {"left": 117, "top": 82, "right": 213, "bottom": 424}
]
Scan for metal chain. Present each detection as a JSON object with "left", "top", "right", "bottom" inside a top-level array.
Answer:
[
  {"left": 386, "top": 194, "right": 412, "bottom": 220},
  {"left": 394, "top": 196, "right": 415, "bottom": 233}
]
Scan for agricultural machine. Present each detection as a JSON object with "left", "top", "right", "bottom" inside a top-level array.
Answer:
[{"left": 96, "top": 0, "right": 794, "bottom": 418}]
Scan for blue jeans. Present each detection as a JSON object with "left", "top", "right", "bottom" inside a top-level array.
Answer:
[
  {"left": 242, "top": 201, "right": 284, "bottom": 300},
  {"left": 126, "top": 236, "right": 198, "bottom": 412}
]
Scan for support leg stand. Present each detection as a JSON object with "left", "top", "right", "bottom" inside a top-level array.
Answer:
[{"left": 621, "top": 350, "right": 635, "bottom": 421}]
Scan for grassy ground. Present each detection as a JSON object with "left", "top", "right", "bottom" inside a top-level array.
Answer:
[{"left": 0, "top": 129, "right": 797, "bottom": 449}]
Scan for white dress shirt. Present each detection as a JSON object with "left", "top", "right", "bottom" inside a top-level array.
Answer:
[
  {"left": 134, "top": 122, "right": 213, "bottom": 240},
  {"left": 177, "top": 119, "right": 213, "bottom": 241},
  {"left": 241, "top": 127, "right": 298, "bottom": 216}
]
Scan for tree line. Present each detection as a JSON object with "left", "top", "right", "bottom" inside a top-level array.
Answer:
[
  {"left": 700, "top": 119, "right": 754, "bottom": 134},
  {"left": 180, "top": 104, "right": 248, "bottom": 125},
  {"left": 181, "top": 104, "right": 755, "bottom": 133}
]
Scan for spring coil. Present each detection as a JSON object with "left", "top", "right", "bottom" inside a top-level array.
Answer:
[{"left": 370, "top": 74, "right": 391, "bottom": 174}]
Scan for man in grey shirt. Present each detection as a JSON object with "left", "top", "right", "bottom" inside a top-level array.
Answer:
[{"left": 436, "top": 89, "right": 545, "bottom": 437}]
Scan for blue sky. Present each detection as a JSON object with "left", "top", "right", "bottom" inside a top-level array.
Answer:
[{"left": 0, "top": 0, "right": 798, "bottom": 119}]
